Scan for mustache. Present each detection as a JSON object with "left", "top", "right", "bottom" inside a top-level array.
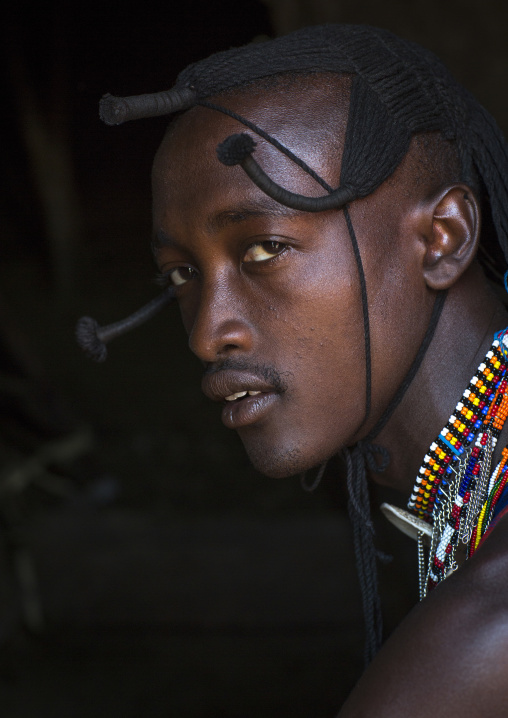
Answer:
[{"left": 203, "top": 358, "right": 289, "bottom": 394}]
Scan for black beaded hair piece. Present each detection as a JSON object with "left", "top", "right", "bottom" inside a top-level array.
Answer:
[{"left": 77, "top": 24, "right": 508, "bottom": 666}]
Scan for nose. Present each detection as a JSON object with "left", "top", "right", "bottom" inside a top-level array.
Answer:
[{"left": 187, "top": 277, "right": 254, "bottom": 363}]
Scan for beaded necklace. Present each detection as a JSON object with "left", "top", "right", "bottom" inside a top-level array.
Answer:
[{"left": 381, "top": 329, "right": 508, "bottom": 600}]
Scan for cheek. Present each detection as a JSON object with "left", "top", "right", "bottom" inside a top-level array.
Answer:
[{"left": 258, "top": 260, "right": 365, "bottom": 420}]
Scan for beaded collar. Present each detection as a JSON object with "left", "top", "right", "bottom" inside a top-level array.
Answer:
[{"left": 382, "top": 329, "right": 508, "bottom": 599}]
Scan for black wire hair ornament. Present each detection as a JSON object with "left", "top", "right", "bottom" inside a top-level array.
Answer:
[
  {"left": 216, "top": 133, "right": 356, "bottom": 212},
  {"left": 99, "top": 87, "right": 197, "bottom": 125},
  {"left": 75, "top": 287, "right": 175, "bottom": 362}
]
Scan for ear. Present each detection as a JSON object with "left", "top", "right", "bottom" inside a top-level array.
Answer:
[{"left": 421, "top": 184, "right": 480, "bottom": 290}]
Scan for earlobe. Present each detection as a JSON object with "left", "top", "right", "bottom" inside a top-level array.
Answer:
[{"left": 422, "top": 184, "right": 480, "bottom": 290}]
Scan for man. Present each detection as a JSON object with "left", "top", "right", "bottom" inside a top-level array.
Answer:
[{"left": 78, "top": 25, "right": 508, "bottom": 715}]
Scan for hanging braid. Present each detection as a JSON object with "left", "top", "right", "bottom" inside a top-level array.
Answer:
[{"left": 78, "top": 23, "right": 508, "bottom": 665}]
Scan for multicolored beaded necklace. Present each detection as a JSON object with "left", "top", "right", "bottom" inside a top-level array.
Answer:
[{"left": 382, "top": 329, "right": 508, "bottom": 600}]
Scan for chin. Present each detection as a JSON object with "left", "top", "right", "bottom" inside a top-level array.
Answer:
[{"left": 242, "top": 439, "right": 326, "bottom": 479}]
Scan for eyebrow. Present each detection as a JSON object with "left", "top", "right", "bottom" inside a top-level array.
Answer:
[
  {"left": 152, "top": 199, "right": 304, "bottom": 251},
  {"left": 205, "top": 199, "right": 303, "bottom": 234}
]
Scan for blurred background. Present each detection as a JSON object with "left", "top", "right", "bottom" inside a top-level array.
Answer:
[{"left": 1, "top": 1, "right": 507, "bottom": 716}]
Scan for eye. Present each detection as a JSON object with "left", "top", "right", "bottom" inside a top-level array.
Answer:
[
  {"left": 243, "top": 240, "right": 287, "bottom": 263},
  {"left": 157, "top": 266, "right": 197, "bottom": 287}
]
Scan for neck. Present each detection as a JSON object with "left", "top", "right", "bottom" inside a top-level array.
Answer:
[{"left": 373, "top": 263, "right": 508, "bottom": 496}]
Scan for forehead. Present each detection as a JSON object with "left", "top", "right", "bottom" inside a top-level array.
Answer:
[{"left": 151, "top": 76, "right": 351, "bottom": 229}]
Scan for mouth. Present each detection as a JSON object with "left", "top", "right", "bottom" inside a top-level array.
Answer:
[{"left": 201, "top": 370, "right": 281, "bottom": 430}]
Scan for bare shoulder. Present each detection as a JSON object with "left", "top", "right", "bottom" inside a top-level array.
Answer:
[{"left": 338, "top": 513, "right": 508, "bottom": 718}]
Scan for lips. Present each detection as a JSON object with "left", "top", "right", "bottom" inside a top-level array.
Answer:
[{"left": 201, "top": 369, "right": 280, "bottom": 429}]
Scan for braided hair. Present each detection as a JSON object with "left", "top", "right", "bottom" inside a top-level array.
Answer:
[{"left": 76, "top": 24, "right": 508, "bottom": 665}]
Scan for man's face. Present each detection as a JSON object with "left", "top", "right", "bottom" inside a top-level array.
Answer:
[{"left": 152, "top": 79, "right": 432, "bottom": 477}]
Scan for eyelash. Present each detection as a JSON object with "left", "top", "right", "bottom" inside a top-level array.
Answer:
[{"left": 156, "top": 240, "right": 288, "bottom": 288}]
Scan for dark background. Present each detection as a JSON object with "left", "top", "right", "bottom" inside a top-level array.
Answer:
[{"left": 1, "top": 1, "right": 507, "bottom": 716}]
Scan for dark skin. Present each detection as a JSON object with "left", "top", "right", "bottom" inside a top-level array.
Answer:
[{"left": 152, "top": 76, "right": 508, "bottom": 715}]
